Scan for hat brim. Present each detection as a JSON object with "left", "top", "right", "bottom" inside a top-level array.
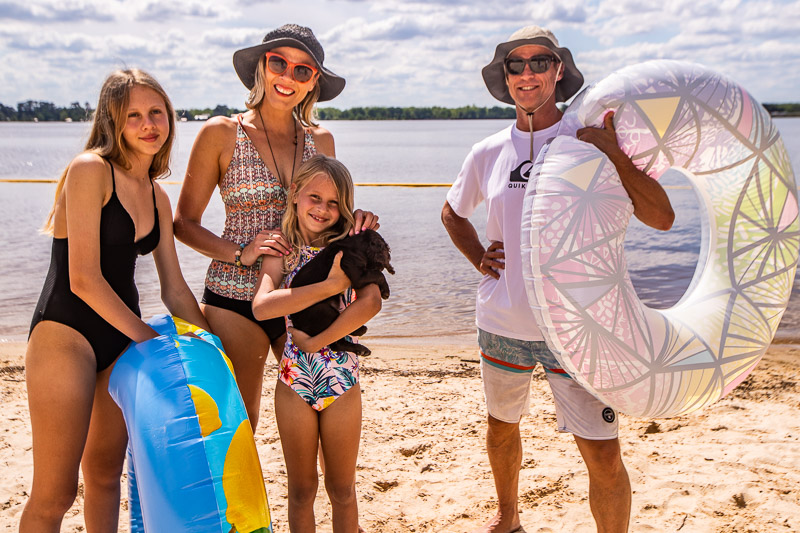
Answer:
[
  {"left": 481, "top": 37, "right": 584, "bottom": 105},
  {"left": 232, "top": 37, "right": 345, "bottom": 102}
]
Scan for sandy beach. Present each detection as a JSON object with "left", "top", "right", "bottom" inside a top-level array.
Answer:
[{"left": 1, "top": 337, "right": 798, "bottom": 532}]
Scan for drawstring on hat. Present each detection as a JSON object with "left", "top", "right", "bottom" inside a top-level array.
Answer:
[
  {"left": 516, "top": 62, "right": 562, "bottom": 162},
  {"left": 527, "top": 113, "right": 535, "bottom": 161}
]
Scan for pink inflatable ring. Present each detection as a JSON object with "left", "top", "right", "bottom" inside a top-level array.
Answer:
[{"left": 521, "top": 60, "right": 799, "bottom": 417}]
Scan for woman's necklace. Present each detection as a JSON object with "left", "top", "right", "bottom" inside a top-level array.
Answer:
[{"left": 257, "top": 107, "right": 299, "bottom": 188}]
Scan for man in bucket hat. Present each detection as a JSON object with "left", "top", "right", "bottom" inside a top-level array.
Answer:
[{"left": 442, "top": 26, "right": 674, "bottom": 532}]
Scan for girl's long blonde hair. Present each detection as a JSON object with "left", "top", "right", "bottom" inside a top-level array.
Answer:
[
  {"left": 42, "top": 68, "right": 176, "bottom": 235},
  {"left": 282, "top": 154, "right": 355, "bottom": 269},
  {"left": 245, "top": 53, "right": 321, "bottom": 127}
]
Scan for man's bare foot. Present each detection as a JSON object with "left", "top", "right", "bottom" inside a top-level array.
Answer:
[{"left": 470, "top": 511, "right": 523, "bottom": 533}]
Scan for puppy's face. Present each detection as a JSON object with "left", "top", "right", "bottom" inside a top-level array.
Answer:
[{"left": 363, "top": 231, "right": 394, "bottom": 275}]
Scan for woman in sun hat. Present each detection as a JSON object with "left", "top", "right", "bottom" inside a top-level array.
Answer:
[{"left": 174, "top": 24, "right": 379, "bottom": 431}]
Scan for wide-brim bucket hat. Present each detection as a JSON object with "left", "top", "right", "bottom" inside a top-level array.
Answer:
[
  {"left": 482, "top": 25, "right": 583, "bottom": 105},
  {"left": 233, "top": 24, "right": 345, "bottom": 102}
]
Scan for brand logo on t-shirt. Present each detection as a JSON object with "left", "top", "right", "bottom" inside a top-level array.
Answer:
[{"left": 508, "top": 159, "right": 532, "bottom": 188}]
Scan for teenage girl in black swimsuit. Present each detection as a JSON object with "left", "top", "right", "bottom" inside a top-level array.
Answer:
[{"left": 21, "top": 69, "right": 210, "bottom": 532}]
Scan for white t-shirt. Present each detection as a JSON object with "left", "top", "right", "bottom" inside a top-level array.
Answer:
[{"left": 447, "top": 121, "right": 560, "bottom": 341}]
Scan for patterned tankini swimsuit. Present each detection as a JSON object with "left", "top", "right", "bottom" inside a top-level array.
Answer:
[
  {"left": 279, "top": 245, "right": 360, "bottom": 411},
  {"left": 202, "top": 115, "right": 317, "bottom": 340}
]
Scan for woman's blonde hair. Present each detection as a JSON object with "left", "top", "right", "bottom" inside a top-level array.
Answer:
[
  {"left": 282, "top": 154, "right": 355, "bottom": 268},
  {"left": 245, "top": 53, "right": 321, "bottom": 127},
  {"left": 42, "top": 68, "right": 176, "bottom": 234}
]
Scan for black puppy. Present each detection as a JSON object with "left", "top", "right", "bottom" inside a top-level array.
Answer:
[{"left": 289, "top": 229, "right": 394, "bottom": 356}]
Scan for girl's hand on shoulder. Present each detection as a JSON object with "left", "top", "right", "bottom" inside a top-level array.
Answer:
[
  {"left": 287, "top": 327, "right": 322, "bottom": 354},
  {"left": 351, "top": 209, "right": 380, "bottom": 235},
  {"left": 243, "top": 229, "right": 292, "bottom": 265}
]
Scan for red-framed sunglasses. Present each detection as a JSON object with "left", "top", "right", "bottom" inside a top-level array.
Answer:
[{"left": 265, "top": 52, "right": 318, "bottom": 84}]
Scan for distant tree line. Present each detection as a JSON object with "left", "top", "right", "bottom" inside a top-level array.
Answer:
[
  {"left": 175, "top": 105, "right": 245, "bottom": 121},
  {"left": 3, "top": 101, "right": 798, "bottom": 121},
  {"left": 316, "top": 105, "right": 517, "bottom": 120},
  {"left": 0, "top": 100, "right": 94, "bottom": 121},
  {"left": 175, "top": 105, "right": 516, "bottom": 121},
  {"left": 0, "top": 101, "right": 248, "bottom": 122},
  {"left": 763, "top": 103, "right": 800, "bottom": 117},
  {"left": 0, "top": 101, "right": 517, "bottom": 122}
]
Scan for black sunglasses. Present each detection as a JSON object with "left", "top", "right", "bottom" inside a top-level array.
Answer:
[{"left": 505, "top": 55, "right": 560, "bottom": 76}]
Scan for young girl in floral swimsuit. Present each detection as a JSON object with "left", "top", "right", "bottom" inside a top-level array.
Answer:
[{"left": 252, "top": 154, "right": 382, "bottom": 532}]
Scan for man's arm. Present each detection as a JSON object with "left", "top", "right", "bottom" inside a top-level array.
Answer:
[
  {"left": 577, "top": 111, "right": 675, "bottom": 231},
  {"left": 441, "top": 201, "right": 505, "bottom": 279}
]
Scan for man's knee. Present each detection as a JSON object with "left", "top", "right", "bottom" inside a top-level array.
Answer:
[
  {"left": 487, "top": 416, "right": 521, "bottom": 447},
  {"left": 577, "top": 438, "right": 626, "bottom": 478}
]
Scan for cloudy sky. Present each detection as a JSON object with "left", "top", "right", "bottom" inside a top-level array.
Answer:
[{"left": 1, "top": 0, "right": 798, "bottom": 110}]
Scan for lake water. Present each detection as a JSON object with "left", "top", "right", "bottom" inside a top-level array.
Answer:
[{"left": 2, "top": 118, "right": 800, "bottom": 343}]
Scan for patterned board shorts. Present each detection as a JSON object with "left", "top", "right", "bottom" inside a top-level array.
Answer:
[{"left": 478, "top": 328, "right": 619, "bottom": 440}]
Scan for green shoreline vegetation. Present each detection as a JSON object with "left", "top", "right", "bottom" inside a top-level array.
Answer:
[{"left": 1, "top": 101, "right": 799, "bottom": 122}]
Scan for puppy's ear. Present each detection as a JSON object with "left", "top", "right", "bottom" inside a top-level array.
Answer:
[{"left": 366, "top": 233, "right": 394, "bottom": 274}]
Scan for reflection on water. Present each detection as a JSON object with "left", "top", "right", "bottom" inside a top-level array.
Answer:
[{"left": 626, "top": 169, "right": 702, "bottom": 309}]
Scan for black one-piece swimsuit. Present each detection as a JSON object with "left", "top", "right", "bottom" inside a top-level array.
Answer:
[{"left": 29, "top": 161, "right": 160, "bottom": 371}]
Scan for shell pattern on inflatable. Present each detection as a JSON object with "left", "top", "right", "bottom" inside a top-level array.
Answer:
[
  {"left": 521, "top": 60, "right": 799, "bottom": 417},
  {"left": 109, "top": 314, "right": 272, "bottom": 532}
]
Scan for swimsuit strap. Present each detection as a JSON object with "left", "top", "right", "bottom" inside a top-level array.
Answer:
[
  {"left": 108, "top": 159, "right": 117, "bottom": 193},
  {"left": 105, "top": 157, "right": 156, "bottom": 210},
  {"left": 149, "top": 176, "right": 157, "bottom": 210}
]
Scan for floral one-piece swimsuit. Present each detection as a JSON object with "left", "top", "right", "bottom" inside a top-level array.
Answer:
[{"left": 279, "top": 245, "right": 360, "bottom": 411}]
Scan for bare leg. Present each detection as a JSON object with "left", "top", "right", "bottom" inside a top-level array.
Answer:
[
  {"left": 19, "top": 323, "right": 96, "bottom": 533},
  {"left": 319, "top": 384, "right": 362, "bottom": 533},
  {"left": 472, "top": 415, "right": 523, "bottom": 533},
  {"left": 573, "top": 436, "right": 631, "bottom": 533},
  {"left": 274, "top": 380, "right": 321, "bottom": 532},
  {"left": 203, "top": 305, "right": 270, "bottom": 431},
  {"left": 81, "top": 361, "right": 130, "bottom": 532},
  {"left": 270, "top": 332, "right": 287, "bottom": 365}
]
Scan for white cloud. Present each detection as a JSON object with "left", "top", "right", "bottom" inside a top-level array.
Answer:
[
  {"left": 134, "top": 0, "right": 228, "bottom": 22},
  {"left": 0, "top": 0, "right": 115, "bottom": 21},
  {"left": 530, "top": 0, "right": 589, "bottom": 23},
  {"left": 0, "top": 0, "right": 797, "bottom": 108},
  {"left": 202, "top": 28, "right": 265, "bottom": 49}
]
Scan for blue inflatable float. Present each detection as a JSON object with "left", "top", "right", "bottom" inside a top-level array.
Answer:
[{"left": 109, "top": 314, "right": 272, "bottom": 532}]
